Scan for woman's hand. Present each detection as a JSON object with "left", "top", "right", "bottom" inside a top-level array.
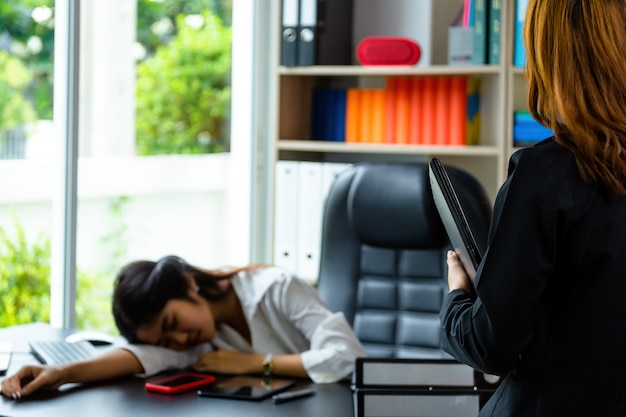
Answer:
[
  {"left": 193, "top": 349, "right": 264, "bottom": 375},
  {"left": 1, "top": 365, "right": 67, "bottom": 399},
  {"left": 446, "top": 250, "right": 475, "bottom": 295},
  {"left": 1, "top": 349, "right": 144, "bottom": 400},
  {"left": 194, "top": 349, "right": 309, "bottom": 379}
]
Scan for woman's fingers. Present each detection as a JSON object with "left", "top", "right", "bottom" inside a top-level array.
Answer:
[{"left": 446, "top": 250, "right": 474, "bottom": 295}]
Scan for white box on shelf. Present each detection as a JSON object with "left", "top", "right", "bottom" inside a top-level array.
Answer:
[{"left": 448, "top": 26, "right": 475, "bottom": 66}]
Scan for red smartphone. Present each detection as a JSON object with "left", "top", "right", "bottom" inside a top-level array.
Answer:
[{"left": 145, "top": 372, "right": 216, "bottom": 394}]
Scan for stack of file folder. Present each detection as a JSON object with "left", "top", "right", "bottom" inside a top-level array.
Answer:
[
  {"left": 280, "top": 0, "right": 353, "bottom": 67},
  {"left": 352, "top": 358, "right": 500, "bottom": 417}
]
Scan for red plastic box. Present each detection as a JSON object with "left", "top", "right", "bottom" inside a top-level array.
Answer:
[{"left": 356, "top": 37, "right": 421, "bottom": 66}]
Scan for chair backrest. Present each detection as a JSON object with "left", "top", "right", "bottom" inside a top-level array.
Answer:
[{"left": 317, "top": 161, "right": 491, "bottom": 359}]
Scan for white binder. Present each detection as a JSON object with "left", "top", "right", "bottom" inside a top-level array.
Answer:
[
  {"left": 275, "top": 161, "right": 350, "bottom": 282},
  {"left": 321, "top": 162, "right": 351, "bottom": 203},
  {"left": 273, "top": 161, "right": 300, "bottom": 272},
  {"left": 296, "top": 162, "right": 324, "bottom": 281}
]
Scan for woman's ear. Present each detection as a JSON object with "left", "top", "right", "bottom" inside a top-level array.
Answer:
[{"left": 186, "top": 275, "right": 199, "bottom": 293}]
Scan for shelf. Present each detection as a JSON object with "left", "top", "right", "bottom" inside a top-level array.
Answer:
[
  {"left": 278, "top": 65, "right": 503, "bottom": 77},
  {"left": 277, "top": 140, "right": 501, "bottom": 157},
  {"left": 258, "top": 0, "right": 527, "bottom": 266}
]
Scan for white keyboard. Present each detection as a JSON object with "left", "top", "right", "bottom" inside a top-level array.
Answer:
[{"left": 30, "top": 340, "right": 99, "bottom": 365}]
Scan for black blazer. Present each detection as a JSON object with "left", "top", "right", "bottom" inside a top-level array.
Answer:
[{"left": 441, "top": 138, "right": 626, "bottom": 416}]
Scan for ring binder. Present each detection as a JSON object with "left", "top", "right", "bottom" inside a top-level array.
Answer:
[
  {"left": 281, "top": 0, "right": 300, "bottom": 66},
  {"left": 297, "top": 0, "right": 317, "bottom": 65}
]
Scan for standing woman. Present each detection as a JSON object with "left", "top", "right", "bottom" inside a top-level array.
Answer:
[
  {"left": 1, "top": 256, "right": 366, "bottom": 399},
  {"left": 441, "top": 1, "right": 626, "bottom": 416}
]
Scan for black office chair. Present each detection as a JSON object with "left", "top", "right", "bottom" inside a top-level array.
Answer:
[{"left": 317, "top": 161, "right": 492, "bottom": 359}]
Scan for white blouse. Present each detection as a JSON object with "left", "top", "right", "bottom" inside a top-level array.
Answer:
[{"left": 122, "top": 266, "right": 367, "bottom": 383}]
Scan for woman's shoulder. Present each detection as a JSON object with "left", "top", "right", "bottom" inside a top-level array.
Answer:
[
  {"left": 232, "top": 265, "right": 299, "bottom": 303},
  {"left": 509, "top": 137, "right": 579, "bottom": 186},
  {"left": 236, "top": 265, "right": 295, "bottom": 282},
  {"left": 511, "top": 137, "right": 573, "bottom": 170},
  {"left": 504, "top": 137, "right": 594, "bottom": 211}
]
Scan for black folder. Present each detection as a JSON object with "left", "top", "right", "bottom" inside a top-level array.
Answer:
[{"left": 428, "top": 158, "right": 483, "bottom": 282}]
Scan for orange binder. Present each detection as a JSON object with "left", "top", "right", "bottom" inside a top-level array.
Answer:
[
  {"left": 371, "top": 89, "right": 386, "bottom": 143},
  {"left": 360, "top": 89, "right": 374, "bottom": 143},
  {"left": 420, "top": 77, "right": 436, "bottom": 145},
  {"left": 449, "top": 76, "right": 468, "bottom": 146},
  {"left": 394, "top": 77, "right": 411, "bottom": 144},
  {"left": 409, "top": 77, "right": 424, "bottom": 145},
  {"left": 384, "top": 77, "right": 398, "bottom": 144},
  {"left": 434, "top": 77, "right": 452, "bottom": 145},
  {"left": 345, "top": 88, "right": 362, "bottom": 143}
]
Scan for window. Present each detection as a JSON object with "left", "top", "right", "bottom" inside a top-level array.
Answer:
[
  {"left": 0, "top": 0, "right": 56, "bottom": 328},
  {"left": 0, "top": 0, "right": 260, "bottom": 332},
  {"left": 76, "top": 0, "right": 235, "bottom": 333}
]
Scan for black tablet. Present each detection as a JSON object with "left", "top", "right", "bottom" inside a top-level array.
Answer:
[
  {"left": 197, "top": 376, "right": 296, "bottom": 401},
  {"left": 428, "top": 158, "right": 483, "bottom": 282}
]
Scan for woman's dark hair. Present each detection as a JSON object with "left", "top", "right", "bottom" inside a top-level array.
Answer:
[{"left": 112, "top": 255, "right": 238, "bottom": 343}]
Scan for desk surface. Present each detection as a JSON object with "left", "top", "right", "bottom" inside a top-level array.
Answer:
[{"left": 0, "top": 324, "right": 354, "bottom": 417}]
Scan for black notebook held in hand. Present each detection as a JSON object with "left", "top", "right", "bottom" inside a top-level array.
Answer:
[{"left": 428, "top": 158, "right": 483, "bottom": 282}]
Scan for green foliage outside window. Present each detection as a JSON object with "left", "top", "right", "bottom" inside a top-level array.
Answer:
[
  {"left": 0, "top": 51, "right": 36, "bottom": 132},
  {"left": 1, "top": 0, "right": 233, "bottom": 155},
  {"left": 135, "top": 10, "right": 232, "bottom": 155},
  {"left": 0, "top": 0, "right": 55, "bottom": 120},
  {"left": 0, "top": 219, "right": 50, "bottom": 326},
  {"left": 137, "top": 0, "right": 232, "bottom": 56},
  {"left": 0, "top": 218, "right": 116, "bottom": 333},
  {"left": 76, "top": 269, "right": 118, "bottom": 334}
]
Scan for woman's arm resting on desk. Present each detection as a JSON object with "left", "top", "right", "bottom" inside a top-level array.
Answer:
[
  {"left": 194, "top": 350, "right": 309, "bottom": 379},
  {"left": 0, "top": 348, "right": 143, "bottom": 399}
]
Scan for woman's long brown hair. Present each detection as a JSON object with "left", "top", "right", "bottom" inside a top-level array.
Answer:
[{"left": 524, "top": 0, "right": 626, "bottom": 195}]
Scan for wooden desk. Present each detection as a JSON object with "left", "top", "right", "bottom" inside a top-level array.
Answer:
[{"left": 0, "top": 324, "right": 354, "bottom": 417}]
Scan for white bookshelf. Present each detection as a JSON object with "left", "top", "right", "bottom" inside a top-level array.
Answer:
[{"left": 262, "top": 0, "right": 525, "bottom": 270}]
